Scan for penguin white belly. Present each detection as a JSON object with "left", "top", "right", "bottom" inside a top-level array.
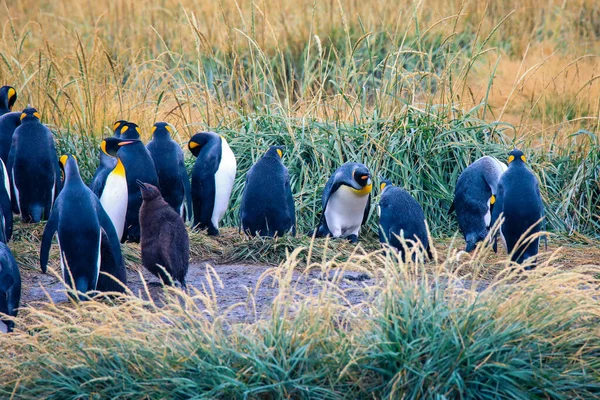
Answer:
[
  {"left": 324, "top": 186, "right": 369, "bottom": 237},
  {"left": 100, "top": 174, "right": 128, "bottom": 240},
  {"left": 94, "top": 232, "right": 102, "bottom": 289},
  {"left": 0, "top": 321, "right": 7, "bottom": 334},
  {"left": 1, "top": 159, "right": 10, "bottom": 200},
  {"left": 211, "top": 139, "right": 237, "bottom": 228},
  {"left": 11, "top": 169, "right": 20, "bottom": 213},
  {"left": 484, "top": 198, "right": 491, "bottom": 227}
]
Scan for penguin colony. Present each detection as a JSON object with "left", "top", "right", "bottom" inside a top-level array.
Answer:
[{"left": 0, "top": 86, "right": 550, "bottom": 332}]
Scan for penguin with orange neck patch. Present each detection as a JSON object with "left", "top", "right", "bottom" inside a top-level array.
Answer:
[
  {"left": 314, "top": 162, "right": 372, "bottom": 243},
  {"left": 0, "top": 86, "right": 17, "bottom": 116}
]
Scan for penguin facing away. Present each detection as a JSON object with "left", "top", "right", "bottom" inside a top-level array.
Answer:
[
  {"left": 0, "top": 86, "right": 17, "bottom": 116},
  {"left": 147, "top": 122, "right": 192, "bottom": 219},
  {"left": 0, "top": 158, "right": 12, "bottom": 243},
  {"left": 449, "top": 156, "right": 507, "bottom": 252},
  {"left": 491, "top": 149, "right": 544, "bottom": 267},
  {"left": 116, "top": 122, "right": 159, "bottom": 242},
  {"left": 90, "top": 120, "right": 128, "bottom": 198},
  {"left": 0, "top": 242, "right": 20, "bottom": 333},
  {"left": 138, "top": 181, "right": 189, "bottom": 288},
  {"left": 240, "top": 145, "right": 295, "bottom": 238},
  {"left": 189, "top": 132, "right": 237, "bottom": 235},
  {"left": 0, "top": 112, "right": 21, "bottom": 165},
  {"left": 98, "top": 137, "right": 139, "bottom": 242},
  {"left": 378, "top": 178, "right": 432, "bottom": 261},
  {"left": 40, "top": 155, "right": 124, "bottom": 300},
  {"left": 8, "top": 107, "right": 61, "bottom": 223},
  {"left": 314, "top": 162, "right": 372, "bottom": 243}
]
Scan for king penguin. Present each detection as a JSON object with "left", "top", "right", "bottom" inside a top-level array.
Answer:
[
  {"left": 0, "top": 157, "right": 12, "bottom": 243},
  {"left": 188, "top": 132, "right": 237, "bottom": 235},
  {"left": 40, "top": 155, "right": 125, "bottom": 300},
  {"left": 449, "top": 156, "right": 507, "bottom": 252},
  {"left": 491, "top": 149, "right": 544, "bottom": 267},
  {"left": 98, "top": 137, "right": 139, "bottom": 241},
  {"left": 0, "top": 243, "right": 20, "bottom": 333},
  {"left": 378, "top": 178, "right": 432, "bottom": 261},
  {"left": 146, "top": 122, "right": 192, "bottom": 219},
  {"left": 0, "top": 86, "right": 17, "bottom": 116},
  {"left": 116, "top": 122, "right": 159, "bottom": 242},
  {"left": 240, "top": 145, "right": 295, "bottom": 237},
  {"left": 90, "top": 120, "right": 128, "bottom": 198},
  {"left": 314, "top": 162, "right": 372, "bottom": 243},
  {"left": 7, "top": 107, "right": 60, "bottom": 223}
]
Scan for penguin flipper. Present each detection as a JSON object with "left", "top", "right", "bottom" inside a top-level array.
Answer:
[
  {"left": 362, "top": 194, "right": 371, "bottom": 225},
  {"left": 0, "top": 191, "right": 12, "bottom": 242},
  {"left": 97, "top": 204, "right": 123, "bottom": 268},
  {"left": 6, "top": 134, "right": 18, "bottom": 214},
  {"left": 180, "top": 159, "right": 192, "bottom": 222},
  {"left": 40, "top": 209, "right": 59, "bottom": 274}
]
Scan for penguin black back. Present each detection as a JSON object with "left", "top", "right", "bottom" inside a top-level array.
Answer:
[
  {"left": 8, "top": 107, "right": 60, "bottom": 223},
  {"left": 378, "top": 178, "right": 431, "bottom": 261},
  {"left": 240, "top": 146, "right": 295, "bottom": 237},
  {"left": 116, "top": 122, "right": 159, "bottom": 242},
  {"left": 0, "top": 112, "right": 21, "bottom": 165},
  {"left": 146, "top": 122, "right": 191, "bottom": 218},
  {"left": 0, "top": 86, "right": 17, "bottom": 116},
  {"left": 138, "top": 181, "right": 189, "bottom": 288},
  {"left": 90, "top": 120, "right": 128, "bottom": 198},
  {"left": 0, "top": 243, "right": 20, "bottom": 333},
  {"left": 491, "top": 149, "right": 544, "bottom": 266}
]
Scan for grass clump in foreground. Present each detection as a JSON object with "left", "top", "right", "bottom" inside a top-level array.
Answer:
[{"left": 1, "top": 246, "right": 600, "bottom": 399}]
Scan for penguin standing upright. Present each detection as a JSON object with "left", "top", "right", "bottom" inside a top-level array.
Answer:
[
  {"left": 491, "top": 149, "right": 544, "bottom": 266},
  {"left": 0, "top": 112, "right": 21, "bottom": 165},
  {"left": 90, "top": 120, "right": 127, "bottom": 198},
  {"left": 314, "top": 162, "right": 372, "bottom": 243},
  {"left": 116, "top": 122, "right": 159, "bottom": 242},
  {"left": 7, "top": 107, "right": 60, "bottom": 223},
  {"left": 40, "top": 155, "right": 125, "bottom": 299},
  {"left": 0, "top": 158, "right": 12, "bottom": 243},
  {"left": 146, "top": 122, "right": 192, "bottom": 218},
  {"left": 378, "top": 178, "right": 431, "bottom": 261},
  {"left": 240, "top": 146, "right": 295, "bottom": 237},
  {"left": 0, "top": 86, "right": 17, "bottom": 116},
  {"left": 0, "top": 243, "right": 20, "bottom": 333},
  {"left": 449, "top": 156, "right": 507, "bottom": 252},
  {"left": 188, "top": 132, "right": 237, "bottom": 235},
  {"left": 138, "top": 181, "right": 189, "bottom": 288}
]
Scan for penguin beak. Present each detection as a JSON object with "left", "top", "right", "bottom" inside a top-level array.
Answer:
[
  {"left": 118, "top": 140, "right": 135, "bottom": 146},
  {"left": 136, "top": 180, "right": 147, "bottom": 191}
]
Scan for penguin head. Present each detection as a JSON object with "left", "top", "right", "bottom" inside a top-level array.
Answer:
[
  {"left": 507, "top": 149, "right": 527, "bottom": 165},
  {"left": 101, "top": 137, "right": 139, "bottom": 157},
  {"left": 188, "top": 132, "right": 221, "bottom": 157},
  {"left": 19, "top": 107, "right": 41, "bottom": 122},
  {"left": 137, "top": 180, "right": 161, "bottom": 201},
  {"left": 151, "top": 122, "right": 173, "bottom": 139},
  {"left": 0, "top": 86, "right": 17, "bottom": 111},
  {"left": 265, "top": 145, "right": 285, "bottom": 159},
  {"left": 379, "top": 177, "right": 393, "bottom": 193},
  {"left": 112, "top": 120, "right": 128, "bottom": 138},
  {"left": 352, "top": 165, "right": 371, "bottom": 188},
  {"left": 59, "top": 154, "right": 80, "bottom": 183},
  {"left": 119, "top": 122, "right": 141, "bottom": 140}
]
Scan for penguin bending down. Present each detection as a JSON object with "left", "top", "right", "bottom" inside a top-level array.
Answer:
[
  {"left": 378, "top": 178, "right": 432, "bottom": 261},
  {"left": 0, "top": 158, "right": 12, "bottom": 243},
  {"left": 449, "top": 156, "right": 507, "bottom": 252},
  {"left": 491, "top": 149, "right": 544, "bottom": 267},
  {"left": 40, "top": 155, "right": 125, "bottom": 300},
  {"left": 0, "top": 243, "right": 20, "bottom": 333},
  {"left": 98, "top": 137, "right": 138, "bottom": 241},
  {"left": 116, "top": 122, "right": 159, "bottom": 242},
  {"left": 188, "top": 132, "right": 237, "bottom": 235},
  {"left": 314, "top": 162, "right": 372, "bottom": 243},
  {"left": 138, "top": 181, "right": 189, "bottom": 288},
  {"left": 0, "top": 112, "right": 21, "bottom": 166},
  {"left": 240, "top": 146, "right": 295, "bottom": 237},
  {"left": 0, "top": 86, "right": 17, "bottom": 116},
  {"left": 8, "top": 107, "right": 60, "bottom": 223},
  {"left": 90, "top": 120, "right": 127, "bottom": 198},
  {"left": 147, "top": 122, "right": 192, "bottom": 219}
]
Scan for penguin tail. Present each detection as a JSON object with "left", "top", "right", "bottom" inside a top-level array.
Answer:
[{"left": 30, "top": 204, "right": 44, "bottom": 223}]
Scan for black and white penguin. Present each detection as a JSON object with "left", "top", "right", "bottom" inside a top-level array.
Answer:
[
  {"left": 378, "top": 178, "right": 431, "bottom": 261},
  {"left": 0, "top": 242, "right": 20, "bottom": 333},
  {"left": 116, "top": 122, "right": 159, "bottom": 242},
  {"left": 0, "top": 112, "right": 21, "bottom": 165},
  {"left": 0, "top": 86, "right": 17, "bottom": 116},
  {"left": 0, "top": 158, "right": 12, "bottom": 243},
  {"left": 314, "top": 162, "right": 372, "bottom": 243},
  {"left": 146, "top": 122, "right": 191, "bottom": 218},
  {"left": 188, "top": 132, "right": 237, "bottom": 235},
  {"left": 138, "top": 181, "right": 189, "bottom": 288},
  {"left": 40, "top": 155, "right": 125, "bottom": 300},
  {"left": 491, "top": 149, "right": 544, "bottom": 266},
  {"left": 449, "top": 156, "right": 507, "bottom": 252},
  {"left": 7, "top": 107, "right": 60, "bottom": 223},
  {"left": 240, "top": 145, "right": 295, "bottom": 237},
  {"left": 98, "top": 137, "right": 139, "bottom": 241},
  {"left": 90, "top": 120, "right": 128, "bottom": 198}
]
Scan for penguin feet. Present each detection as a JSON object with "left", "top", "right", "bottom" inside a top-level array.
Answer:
[
  {"left": 207, "top": 227, "right": 220, "bottom": 236},
  {"left": 346, "top": 234, "right": 359, "bottom": 244}
]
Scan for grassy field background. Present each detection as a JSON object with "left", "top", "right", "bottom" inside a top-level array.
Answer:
[{"left": 1, "top": 0, "right": 600, "bottom": 397}]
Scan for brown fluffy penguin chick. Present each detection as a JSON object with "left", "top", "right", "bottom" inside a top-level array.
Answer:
[{"left": 137, "top": 180, "right": 189, "bottom": 288}]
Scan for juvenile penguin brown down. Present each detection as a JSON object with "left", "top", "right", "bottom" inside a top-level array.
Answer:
[{"left": 137, "top": 180, "right": 189, "bottom": 288}]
